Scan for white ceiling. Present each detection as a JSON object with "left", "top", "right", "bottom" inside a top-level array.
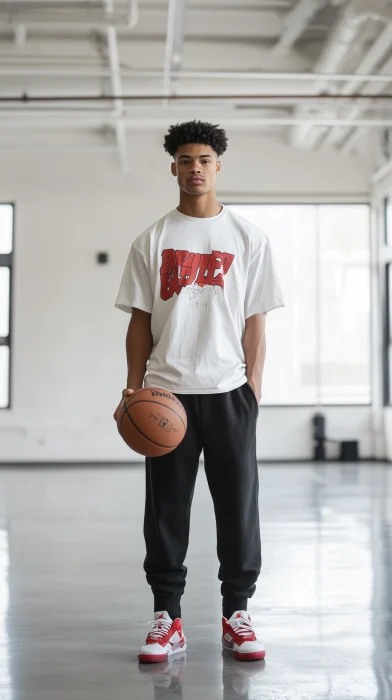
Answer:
[{"left": 1, "top": 0, "right": 392, "bottom": 170}]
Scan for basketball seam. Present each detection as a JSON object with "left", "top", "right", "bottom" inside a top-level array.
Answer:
[
  {"left": 128, "top": 399, "right": 186, "bottom": 430},
  {"left": 118, "top": 401, "right": 126, "bottom": 440},
  {"left": 122, "top": 401, "right": 181, "bottom": 449}
]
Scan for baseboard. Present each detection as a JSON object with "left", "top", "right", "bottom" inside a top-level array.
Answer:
[{"left": 0, "top": 457, "right": 390, "bottom": 468}]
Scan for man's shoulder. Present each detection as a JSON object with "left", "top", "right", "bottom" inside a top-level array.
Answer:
[{"left": 226, "top": 208, "right": 267, "bottom": 247}]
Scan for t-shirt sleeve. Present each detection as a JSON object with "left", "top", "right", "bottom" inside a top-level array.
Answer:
[
  {"left": 114, "top": 245, "right": 153, "bottom": 314},
  {"left": 245, "top": 235, "right": 284, "bottom": 318}
]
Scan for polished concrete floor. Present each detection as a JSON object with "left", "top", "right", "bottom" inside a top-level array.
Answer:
[{"left": 0, "top": 462, "right": 391, "bottom": 700}]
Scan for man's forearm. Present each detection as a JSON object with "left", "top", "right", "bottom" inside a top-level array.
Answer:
[
  {"left": 126, "top": 309, "right": 153, "bottom": 390},
  {"left": 242, "top": 313, "right": 266, "bottom": 399}
]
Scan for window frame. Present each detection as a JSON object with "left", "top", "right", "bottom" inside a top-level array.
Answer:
[
  {"left": 225, "top": 201, "right": 372, "bottom": 408},
  {"left": 0, "top": 202, "right": 14, "bottom": 410},
  {"left": 384, "top": 262, "right": 392, "bottom": 406},
  {"left": 385, "top": 196, "right": 392, "bottom": 245}
]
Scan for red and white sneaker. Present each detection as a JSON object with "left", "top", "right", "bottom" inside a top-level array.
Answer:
[
  {"left": 222, "top": 611, "right": 266, "bottom": 662},
  {"left": 138, "top": 611, "right": 187, "bottom": 664}
]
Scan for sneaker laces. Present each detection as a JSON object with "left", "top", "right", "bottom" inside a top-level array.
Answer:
[
  {"left": 147, "top": 617, "right": 172, "bottom": 641},
  {"left": 229, "top": 616, "right": 254, "bottom": 638}
]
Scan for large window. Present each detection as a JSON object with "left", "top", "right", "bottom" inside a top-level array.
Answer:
[
  {"left": 228, "top": 204, "right": 371, "bottom": 405},
  {"left": 0, "top": 204, "right": 13, "bottom": 409}
]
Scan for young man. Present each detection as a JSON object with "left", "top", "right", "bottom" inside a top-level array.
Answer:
[{"left": 114, "top": 120, "right": 284, "bottom": 663}]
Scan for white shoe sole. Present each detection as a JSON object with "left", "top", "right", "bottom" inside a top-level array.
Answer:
[
  {"left": 222, "top": 638, "right": 265, "bottom": 662},
  {"left": 138, "top": 640, "right": 187, "bottom": 664}
]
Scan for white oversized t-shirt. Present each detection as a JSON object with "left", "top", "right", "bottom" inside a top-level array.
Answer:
[{"left": 115, "top": 206, "right": 284, "bottom": 394}]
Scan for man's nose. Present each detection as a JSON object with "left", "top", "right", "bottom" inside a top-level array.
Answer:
[{"left": 190, "top": 164, "right": 201, "bottom": 173}]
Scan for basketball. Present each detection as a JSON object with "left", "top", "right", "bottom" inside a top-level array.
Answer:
[{"left": 117, "top": 387, "right": 187, "bottom": 457}]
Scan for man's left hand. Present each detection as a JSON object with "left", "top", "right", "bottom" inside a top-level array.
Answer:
[{"left": 248, "top": 378, "right": 262, "bottom": 404}]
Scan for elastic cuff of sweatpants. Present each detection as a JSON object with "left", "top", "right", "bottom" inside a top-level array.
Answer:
[
  {"left": 222, "top": 597, "right": 248, "bottom": 620},
  {"left": 154, "top": 594, "right": 182, "bottom": 621}
]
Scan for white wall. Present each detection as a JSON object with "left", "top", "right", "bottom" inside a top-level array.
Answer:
[{"left": 0, "top": 130, "right": 376, "bottom": 462}]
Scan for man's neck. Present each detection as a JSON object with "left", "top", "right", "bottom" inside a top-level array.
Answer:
[{"left": 177, "top": 192, "right": 222, "bottom": 219}]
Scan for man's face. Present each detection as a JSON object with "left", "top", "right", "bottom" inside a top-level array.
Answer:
[{"left": 171, "top": 143, "right": 221, "bottom": 196}]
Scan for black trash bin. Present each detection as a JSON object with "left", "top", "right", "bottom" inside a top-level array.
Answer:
[
  {"left": 339, "top": 440, "right": 359, "bottom": 462},
  {"left": 313, "top": 413, "right": 326, "bottom": 461}
]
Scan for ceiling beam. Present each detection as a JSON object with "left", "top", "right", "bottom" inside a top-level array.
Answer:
[
  {"left": 14, "top": 25, "right": 27, "bottom": 45},
  {"left": 5, "top": 68, "right": 392, "bottom": 82},
  {"left": 320, "top": 23, "right": 392, "bottom": 151},
  {"left": 163, "top": 0, "right": 185, "bottom": 99},
  {"left": 289, "top": 0, "right": 392, "bottom": 150},
  {"left": 274, "top": 0, "right": 326, "bottom": 53},
  {"left": 107, "top": 26, "right": 128, "bottom": 173},
  {"left": 3, "top": 116, "right": 392, "bottom": 129}
]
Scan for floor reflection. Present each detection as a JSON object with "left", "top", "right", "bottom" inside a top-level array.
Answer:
[
  {"left": 0, "top": 463, "right": 391, "bottom": 699},
  {"left": 0, "top": 528, "right": 11, "bottom": 700},
  {"left": 138, "top": 652, "right": 186, "bottom": 699},
  {"left": 221, "top": 653, "right": 266, "bottom": 699},
  {"left": 371, "top": 466, "right": 392, "bottom": 700}
]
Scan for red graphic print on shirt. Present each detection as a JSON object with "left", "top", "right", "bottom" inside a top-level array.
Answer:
[{"left": 160, "top": 249, "right": 235, "bottom": 301}]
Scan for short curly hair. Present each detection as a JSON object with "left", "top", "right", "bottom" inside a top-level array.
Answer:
[{"left": 164, "top": 120, "right": 228, "bottom": 158}]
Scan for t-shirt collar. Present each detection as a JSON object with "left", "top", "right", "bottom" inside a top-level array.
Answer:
[{"left": 172, "top": 205, "right": 226, "bottom": 223}]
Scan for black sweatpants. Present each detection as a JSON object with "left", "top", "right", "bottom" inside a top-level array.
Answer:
[{"left": 143, "top": 381, "right": 261, "bottom": 621}]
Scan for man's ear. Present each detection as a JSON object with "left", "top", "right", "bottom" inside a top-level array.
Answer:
[
  {"left": 171, "top": 161, "right": 177, "bottom": 177},
  {"left": 216, "top": 160, "right": 222, "bottom": 175}
]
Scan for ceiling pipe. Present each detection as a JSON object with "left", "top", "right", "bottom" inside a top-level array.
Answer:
[
  {"left": 163, "top": 0, "right": 185, "bottom": 100},
  {"left": 103, "top": 0, "right": 114, "bottom": 14},
  {"left": 319, "top": 23, "right": 392, "bottom": 150},
  {"left": 273, "top": 0, "right": 327, "bottom": 54},
  {"left": 0, "top": 0, "right": 281, "bottom": 31},
  {"left": 0, "top": 0, "right": 139, "bottom": 29},
  {"left": 4, "top": 92, "right": 392, "bottom": 103},
  {"left": 4, "top": 116, "right": 392, "bottom": 129},
  {"left": 103, "top": 0, "right": 136, "bottom": 169},
  {"left": 0, "top": 146, "right": 119, "bottom": 152},
  {"left": 1, "top": 0, "right": 289, "bottom": 6},
  {"left": 5, "top": 102, "right": 392, "bottom": 116},
  {"left": 104, "top": 0, "right": 138, "bottom": 26},
  {"left": 5, "top": 68, "right": 392, "bottom": 82},
  {"left": 337, "top": 58, "right": 392, "bottom": 156},
  {"left": 14, "top": 25, "right": 27, "bottom": 45},
  {"left": 371, "top": 158, "right": 392, "bottom": 183},
  {"left": 127, "top": 0, "right": 139, "bottom": 28},
  {"left": 107, "top": 26, "right": 128, "bottom": 172},
  {"left": 289, "top": 0, "right": 392, "bottom": 149},
  {"left": 340, "top": 126, "right": 365, "bottom": 152}
]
